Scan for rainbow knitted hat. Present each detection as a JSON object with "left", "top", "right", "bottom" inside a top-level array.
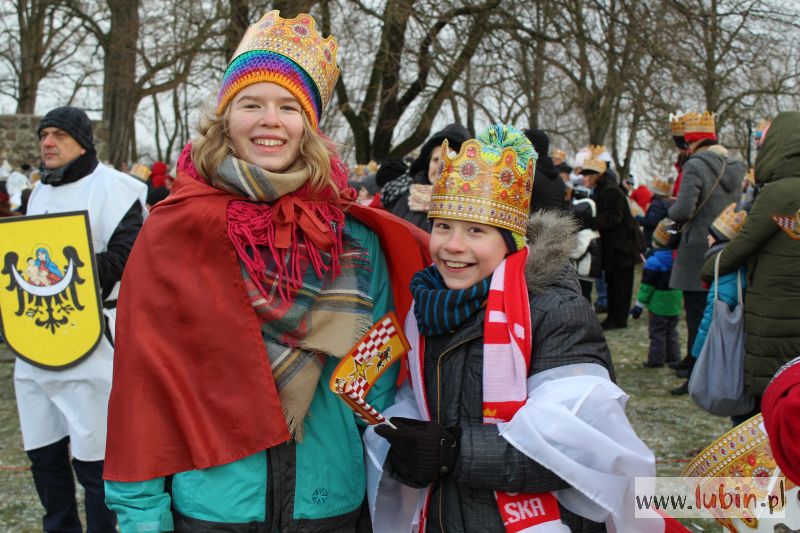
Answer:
[{"left": 216, "top": 11, "right": 339, "bottom": 129}]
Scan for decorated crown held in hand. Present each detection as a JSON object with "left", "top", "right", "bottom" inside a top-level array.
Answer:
[
  {"left": 428, "top": 124, "right": 536, "bottom": 236},
  {"left": 216, "top": 11, "right": 340, "bottom": 128}
]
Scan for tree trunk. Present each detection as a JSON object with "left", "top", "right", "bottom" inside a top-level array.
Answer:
[
  {"left": 386, "top": 12, "right": 491, "bottom": 159},
  {"left": 271, "top": 0, "right": 318, "bottom": 18},
  {"left": 223, "top": 0, "right": 249, "bottom": 62},
  {"left": 103, "top": 0, "right": 140, "bottom": 168},
  {"left": 15, "top": 0, "right": 49, "bottom": 114}
]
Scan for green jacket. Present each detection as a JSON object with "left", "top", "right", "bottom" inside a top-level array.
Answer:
[
  {"left": 636, "top": 249, "right": 682, "bottom": 317},
  {"left": 106, "top": 218, "right": 398, "bottom": 532},
  {"left": 700, "top": 111, "right": 800, "bottom": 396}
]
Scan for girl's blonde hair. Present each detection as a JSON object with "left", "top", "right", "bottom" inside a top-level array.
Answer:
[{"left": 191, "top": 101, "right": 338, "bottom": 196}]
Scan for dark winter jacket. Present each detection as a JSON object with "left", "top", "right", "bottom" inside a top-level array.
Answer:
[
  {"left": 700, "top": 111, "right": 800, "bottom": 396},
  {"left": 421, "top": 212, "right": 612, "bottom": 533},
  {"left": 525, "top": 129, "right": 567, "bottom": 213},
  {"left": 589, "top": 175, "right": 644, "bottom": 271},
  {"left": 668, "top": 144, "right": 744, "bottom": 291}
]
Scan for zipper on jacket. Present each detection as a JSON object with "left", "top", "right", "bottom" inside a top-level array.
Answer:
[
  {"left": 268, "top": 445, "right": 282, "bottom": 532},
  {"left": 435, "top": 333, "right": 481, "bottom": 532}
]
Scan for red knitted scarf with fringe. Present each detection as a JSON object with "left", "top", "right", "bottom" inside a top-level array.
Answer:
[{"left": 176, "top": 142, "right": 356, "bottom": 300}]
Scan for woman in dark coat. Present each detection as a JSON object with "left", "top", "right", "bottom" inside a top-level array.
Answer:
[
  {"left": 381, "top": 123, "right": 470, "bottom": 231},
  {"left": 580, "top": 148, "right": 643, "bottom": 329},
  {"left": 668, "top": 112, "right": 744, "bottom": 394}
]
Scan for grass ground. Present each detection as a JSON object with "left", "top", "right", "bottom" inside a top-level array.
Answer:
[{"left": 0, "top": 271, "right": 731, "bottom": 531}]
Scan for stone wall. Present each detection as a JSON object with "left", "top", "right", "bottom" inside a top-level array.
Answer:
[{"left": 0, "top": 114, "right": 109, "bottom": 168}]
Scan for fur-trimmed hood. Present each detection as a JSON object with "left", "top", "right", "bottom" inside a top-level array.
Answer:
[{"left": 524, "top": 211, "right": 579, "bottom": 294}]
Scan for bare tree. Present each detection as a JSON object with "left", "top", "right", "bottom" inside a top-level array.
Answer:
[
  {"left": 324, "top": 0, "right": 500, "bottom": 163},
  {"left": 65, "top": 0, "right": 227, "bottom": 167},
  {"left": 7, "top": 0, "right": 797, "bottom": 175},
  {"left": 0, "top": 0, "right": 85, "bottom": 113}
]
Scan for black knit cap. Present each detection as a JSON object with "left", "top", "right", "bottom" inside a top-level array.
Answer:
[
  {"left": 37, "top": 106, "right": 95, "bottom": 151},
  {"left": 408, "top": 123, "right": 471, "bottom": 181}
]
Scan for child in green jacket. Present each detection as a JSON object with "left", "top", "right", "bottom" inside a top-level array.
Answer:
[{"left": 631, "top": 219, "right": 683, "bottom": 367}]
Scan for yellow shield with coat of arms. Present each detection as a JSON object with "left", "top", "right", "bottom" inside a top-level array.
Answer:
[{"left": 0, "top": 211, "right": 103, "bottom": 368}]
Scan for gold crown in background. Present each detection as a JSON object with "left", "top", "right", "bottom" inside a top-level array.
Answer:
[
  {"left": 649, "top": 175, "right": 674, "bottom": 196},
  {"left": 581, "top": 145, "right": 608, "bottom": 175},
  {"left": 652, "top": 219, "right": 673, "bottom": 248},
  {"left": 712, "top": 202, "right": 748, "bottom": 241},
  {"left": 684, "top": 111, "right": 716, "bottom": 134},
  {"left": 428, "top": 138, "right": 533, "bottom": 235},
  {"left": 670, "top": 112, "right": 686, "bottom": 136},
  {"left": 231, "top": 11, "right": 340, "bottom": 109},
  {"left": 551, "top": 148, "right": 567, "bottom": 161}
]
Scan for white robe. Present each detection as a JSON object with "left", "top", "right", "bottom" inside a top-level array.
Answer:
[{"left": 15, "top": 163, "right": 147, "bottom": 460}]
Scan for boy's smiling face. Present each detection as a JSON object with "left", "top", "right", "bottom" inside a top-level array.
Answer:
[{"left": 429, "top": 218, "right": 507, "bottom": 290}]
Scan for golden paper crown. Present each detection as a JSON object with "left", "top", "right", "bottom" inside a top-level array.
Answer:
[
  {"left": 711, "top": 202, "right": 748, "bottom": 241},
  {"left": 649, "top": 175, "right": 674, "bottom": 196},
  {"left": 581, "top": 145, "right": 608, "bottom": 175},
  {"left": 129, "top": 163, "right": 151, "bottom": 181},
  {"left": 651, "top": 218, "right": 673, "bottom": 249},
  {"left": 684, "top": 111, "right": 716, "bottom": 134},
  {"left": 428, "top": 127, "right": 534, "bottom": 236},
  {"left": 218, "top": 11, "right": 339, "bottom": 123},
  {"left": 669, "top": 112, "right": 686, "bottom": 136},
  {"left": 551, "top": 148, "right": 567, "bottom": 161}
]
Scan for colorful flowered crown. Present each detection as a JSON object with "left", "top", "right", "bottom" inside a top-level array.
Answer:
[
  {"left": 216, "top": 11, "right": 339, "bottom": 129},
  {"left": 581, "top": 145, "right": 608, "bottom": 175},
  {"left": 684, "top": 111, "right": 716, "bottom": 143},
  {"left": 669, "top": 112, "right": 686, "bottom": 136},
  {"left": 711, "top": 202, "right": 748, "bottom": 241},
  {"left": 428, "top": 124, "right": 535, "bottom": 236},
  {"left": 649, "top": 175, "right": 674, "bottom": 196}
]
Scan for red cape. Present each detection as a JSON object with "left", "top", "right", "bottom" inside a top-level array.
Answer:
[{"left": 104, "top": 176, "right": 430, "bottom": 482}]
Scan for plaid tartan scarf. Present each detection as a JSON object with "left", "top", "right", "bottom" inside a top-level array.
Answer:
[{"left": 212, "top": 154, "right": 372, "bottom": 439}]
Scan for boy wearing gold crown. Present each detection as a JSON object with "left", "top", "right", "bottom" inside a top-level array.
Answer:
[
  {"left": 630, "top": 219, "right": 683, "bottom": 368},
  {"left": 365, "top": 125, "right": 669, "bottom": 532},
  {"left": 102, "top": 11, "right": 431, "bottom": 532}
]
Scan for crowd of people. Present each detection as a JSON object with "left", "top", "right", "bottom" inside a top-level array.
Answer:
[
  {"left": 0, "top": 154, "right": 176, "bottom": 219},
  {"left": 1, "top": 8, "right": 799, "bottom": 533}
]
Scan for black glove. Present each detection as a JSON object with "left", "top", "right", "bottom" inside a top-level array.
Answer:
[
  {"left": 374, "top": 417, "right": 460, "bottom": 488},
  {"left": 630, "top": 303, "right": 644, "bottom": 319}
]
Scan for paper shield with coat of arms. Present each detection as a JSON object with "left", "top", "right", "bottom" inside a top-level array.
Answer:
[
  {"left": 329, "top": 312, "right": 410, "bottom": 425},
  {"left": 0, "top": 211, "right": 103, "bottom": 369}
]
